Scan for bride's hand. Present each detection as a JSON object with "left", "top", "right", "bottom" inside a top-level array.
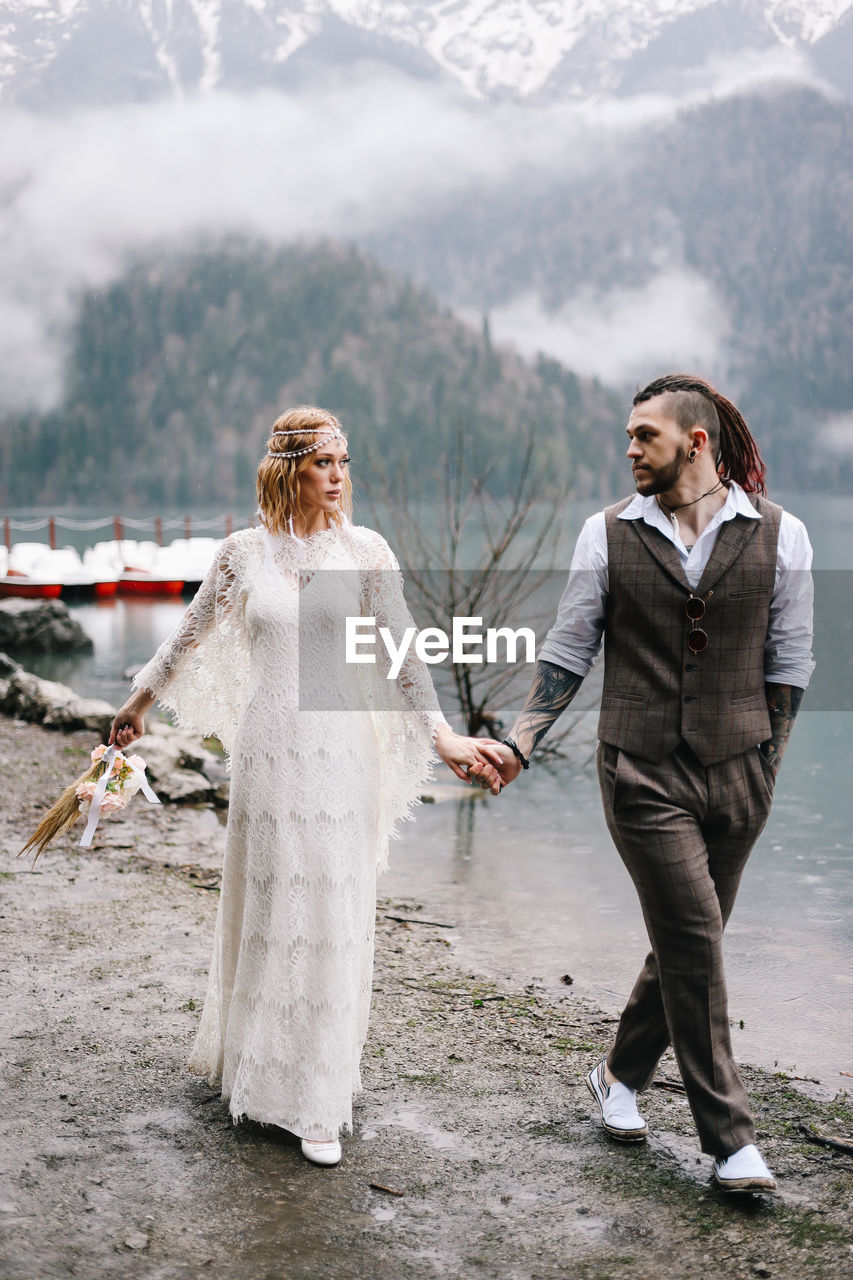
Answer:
[
  {"left": 108, "top": 710, "right": 146, "bottom": 749},
  {"left": 108, "top": 689, "right": 155, "bottom": 749},
  {"left": 433, "top": 726, "right": 503, "bottom": 795}
]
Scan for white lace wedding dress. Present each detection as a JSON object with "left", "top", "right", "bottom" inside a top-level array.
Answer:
[{"left": 133, "top": 522, "right": 445, "bottom": 1139}]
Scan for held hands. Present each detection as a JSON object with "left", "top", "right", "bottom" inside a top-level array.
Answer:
[
  {"left": 467, "top": 741, "right": 523, "bottom": 791},
  {"left": 433, "top": 726, "right": 506, "bottom": 796}
]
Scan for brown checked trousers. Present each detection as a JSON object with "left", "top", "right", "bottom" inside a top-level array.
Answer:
[{"left": 598, "top": 739, "right": 776, "bottom": 1155}]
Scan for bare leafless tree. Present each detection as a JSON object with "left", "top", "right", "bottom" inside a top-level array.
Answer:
[{"left": 361, "top": 423, "right": 598, "bottom": 758}]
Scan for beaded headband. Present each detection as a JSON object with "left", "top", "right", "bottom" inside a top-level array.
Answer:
[{"left": 266, "top": 426, "right": 346, "bottom": 459}]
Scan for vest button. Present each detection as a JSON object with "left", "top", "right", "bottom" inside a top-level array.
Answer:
[
  {"left": 683, "top": 695, "right": 696, "bottom": 703},
  {"left": 685, "top": 663, "right": 696, "bottom": 672}
]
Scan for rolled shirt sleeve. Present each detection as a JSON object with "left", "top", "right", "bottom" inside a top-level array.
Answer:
[
  {"left": 765, "top": 511, "right": 815, "bottom": 688},
  {"left": 538, "top": 512, "right": 608, "bottom": 678}
]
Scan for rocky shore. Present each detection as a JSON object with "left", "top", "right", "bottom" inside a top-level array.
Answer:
[
  {"left": 1, "top": 710, "right": 852, "bottom": 1280},
  {"left": 0, "top": 599, "right": 93, "bottom": 655}
]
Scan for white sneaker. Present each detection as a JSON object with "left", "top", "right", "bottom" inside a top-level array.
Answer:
[
  {"left": 300, "top": 1137, "right": 342, "bottom": 1167},
  {"left": 713, "top": 1143, "right": 776, "bottom": 1193},
  {"left": 586, "top": 1059, "right": 648, "bottom": 1142}
]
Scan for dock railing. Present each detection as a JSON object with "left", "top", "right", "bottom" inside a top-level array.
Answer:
[{"left": 2, "top": 514, "right": 250, "bottom": 552}]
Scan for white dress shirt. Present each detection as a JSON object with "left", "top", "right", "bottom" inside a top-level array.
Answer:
[{"left": 539, "top": 483, "right": 815, "bottom": 689}]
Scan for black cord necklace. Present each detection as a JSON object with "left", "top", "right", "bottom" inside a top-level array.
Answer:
[{"left": 657, "top": 478, "right": 725, "bottom": 516}]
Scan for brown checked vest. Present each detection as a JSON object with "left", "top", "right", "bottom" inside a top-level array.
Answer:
[{"left": 598, "top": 493, "right": 782, "bottom": 766}]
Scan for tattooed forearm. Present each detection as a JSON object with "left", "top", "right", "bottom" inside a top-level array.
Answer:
[
  {"left": 509, "top": 660, "right": 585, "bottom": 758},
  {"left": 760, "top": 683, "right": 805, "bottom": 775}
]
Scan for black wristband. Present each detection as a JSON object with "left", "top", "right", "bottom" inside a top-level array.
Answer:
[{"left": 502, "top": 737, "right": 530, "bottom": 770}]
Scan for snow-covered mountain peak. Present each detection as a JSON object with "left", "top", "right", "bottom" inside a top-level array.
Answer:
[{"left": 1, "top": 0, "right": 851, "bottom": 106}]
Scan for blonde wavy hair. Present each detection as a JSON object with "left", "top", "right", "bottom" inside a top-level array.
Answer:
[{"left": 257, "top": 406, "right": 353, "bottom": 535}]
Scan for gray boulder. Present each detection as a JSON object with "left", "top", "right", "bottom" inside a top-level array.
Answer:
[
  {"left": 135, "top": 721, "right": 229, "bottom": 806},
  {"left": 0, "top": 652, "right": 18, "bottom": 677},
  {"left": 145, "top": 766, "right": 216, "bottom": 805},
  {"left": 0, "top": 599, "right": 93, "bottom": 654},
  {"left": 0, "top": 662, "right": 114, "bottom": 737}
]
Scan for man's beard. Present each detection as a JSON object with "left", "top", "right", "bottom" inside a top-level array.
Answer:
[{"left": 633, "top": 443, "right": 690, "bottom": 496}]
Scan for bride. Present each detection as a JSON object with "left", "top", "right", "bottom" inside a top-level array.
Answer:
[{"left": 108, "top": 406, "right": 502, "bottom": 1167}]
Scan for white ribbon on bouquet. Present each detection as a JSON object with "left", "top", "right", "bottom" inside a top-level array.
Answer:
[{"left": 79, "top": 746, "right": 161, "bottom": 848}]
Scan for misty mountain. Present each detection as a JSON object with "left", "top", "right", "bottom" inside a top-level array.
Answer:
[
  {"left": 2, "top": 5, "right": 852, "bottom": 496},
  {"left": 0, "top": 241, "right": 625, "bottom": 508},
  {"left": 1, "top": 0, "right": 851, "bottom": 109},
  {"left": 361, "top": 85, "right": 853, "bottom": 489}
]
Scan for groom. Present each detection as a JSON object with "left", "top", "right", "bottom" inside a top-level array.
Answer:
[{"left": 475, "top": 374, "right": 814, "bottom": 1193}]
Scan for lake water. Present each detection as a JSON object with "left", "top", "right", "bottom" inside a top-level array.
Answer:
[{"left": 12, "top": 495, "right": 853, "bottom": 1092}]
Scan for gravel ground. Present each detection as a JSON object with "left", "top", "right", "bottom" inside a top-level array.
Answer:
[{"left": 1, "top": 717, "right": 852, "bottom": 1280}]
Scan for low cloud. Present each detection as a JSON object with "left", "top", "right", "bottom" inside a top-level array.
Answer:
[
  {"left": 479, "top": 270, "right": 731, "bottom": 387},
  {"left": 817, "top": 414, "right": 853, "bottom": 456},
  {"left": 0, "top": 46, "right": 829, "bottom": 410}
]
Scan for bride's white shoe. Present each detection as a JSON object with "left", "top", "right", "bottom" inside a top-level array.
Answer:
[{"left": 300, "top": 1137, "right": 342, "bottom": 1166}]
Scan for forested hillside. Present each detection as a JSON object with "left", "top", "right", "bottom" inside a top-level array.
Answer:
[
  {"left": 366, "top": 87, "right": 853, "bottom": 490},
  {"left": 0, "top": 242, "right": 626, "bottom": 508}
]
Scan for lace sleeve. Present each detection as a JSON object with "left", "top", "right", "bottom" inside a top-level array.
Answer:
[
  {"left": 131, "top": 532, "right": 252, "bottom": 757},
  {"left": 363, "top": 533, "right": 448, "bottom": 742},
  {"left": 133, "top": 543, "right": 232, "bottom": 696}
]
